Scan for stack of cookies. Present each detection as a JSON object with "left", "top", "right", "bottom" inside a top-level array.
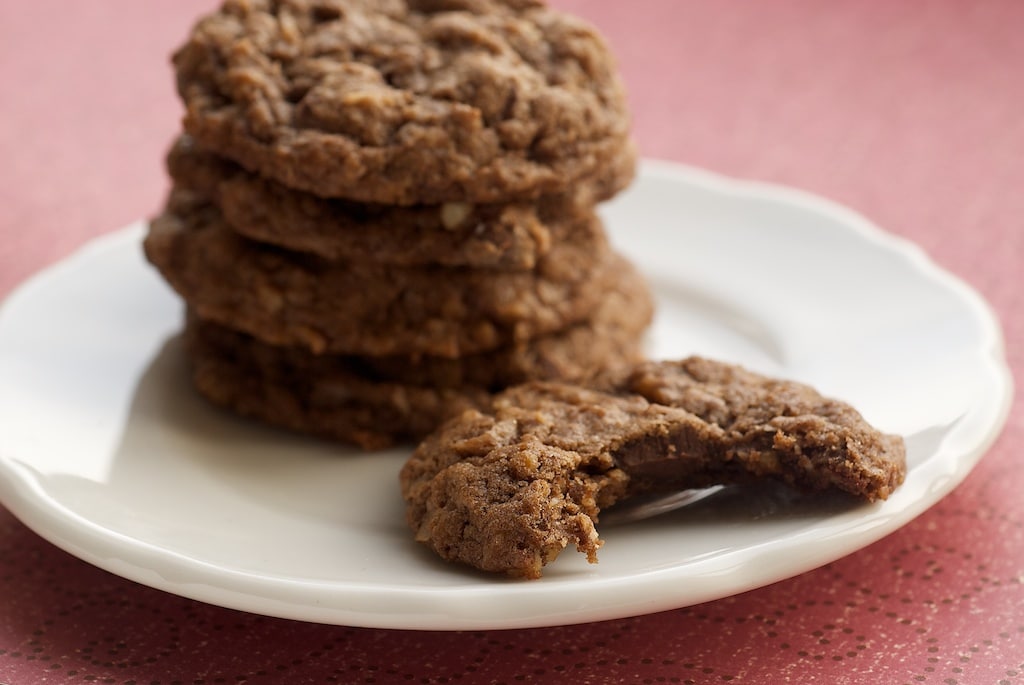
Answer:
[{"left": 144, "top": 0, "right": 653, "bottom": 448}]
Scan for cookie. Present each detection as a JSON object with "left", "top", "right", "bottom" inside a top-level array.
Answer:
[
  {"left": 401, "top": 357, "right": 907, "bottom": 578},
  {"left": 183, "top": 265, "right": 651, "bottom": 448},
  {"left": 167, "top": 135, "right": 610, "bottom": 269},
  {"left": 172, "top": 0, "right": 635, "bottom": 204},
  {"left": 354, "top": 260, "right": 652, "bottom": 387},
  {"left": 145, "top": 191, "right": 615, "bottom": 356},
  {"left": 185, "top": 314, "right": 487, "bottom": 450}
]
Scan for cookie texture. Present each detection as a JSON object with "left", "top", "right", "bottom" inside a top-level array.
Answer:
[
  {"left": 184, "top": 264, "right": 651, "bottom": 448},
  {"left": 186, "top": 314, "right": 486, "bottom": 449},
  {"left": 173, "top": 0, "right": 635, "bottom": 204},
  {"left": 355, "top": 260, "right": 652, "bottom": 387},
  {"left": 144, "top": 191, "right": 614, "bottom": 356},
  {"left": 166, "top": 135, "right": 611, "bottom": 269},
  {"left": 400, "top": 357, "right": 907, "bottom": 578}
]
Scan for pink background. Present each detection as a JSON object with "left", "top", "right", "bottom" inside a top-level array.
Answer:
[{"left": 1, "top": 1, "right": 1021, "bottom": 682}]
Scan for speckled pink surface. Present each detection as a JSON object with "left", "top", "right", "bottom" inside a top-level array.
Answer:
[{"left": 1, "top": 1, "right": 1021, "bottom": 683}]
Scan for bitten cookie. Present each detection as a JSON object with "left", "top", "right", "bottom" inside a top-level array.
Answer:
[
  {"left": 184, "top": 262, "right": 652, "bottom": 448},
  {"left": 167, "top": 135, "right": 610, "bottom": 269},
  {"left": 401, "top": 357, "right": 907, "bottom": 578},
  {"left": 172, "top": 0, "right": 635, "bottom": 204},
  {"left": 144, "top": 191, "right": 614, "bottom": 357}
]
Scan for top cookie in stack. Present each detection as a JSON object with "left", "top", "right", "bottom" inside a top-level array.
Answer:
[
  {"left": 144, "top": 0, "right": 653, "bottom": 448},
  {"left": 171, "top": 0, "right": 635, "bottom": 205}
]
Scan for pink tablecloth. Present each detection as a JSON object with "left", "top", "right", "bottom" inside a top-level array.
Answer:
[{"left": 2, "top": 0, "right": 1021, "bottom": 682}]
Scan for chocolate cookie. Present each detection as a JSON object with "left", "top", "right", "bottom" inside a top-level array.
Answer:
[
  {"left": 355, "top": 260, "right": 652, "bottom": 387},
  {"left": 144, "top": 191, "right": 615, "bottom": 356},
  {"left": 172, "top": 0, "right": 635, "bottom": 204},
  {"left": 184, "top": 265, "right": 652, "bottom": 448},
  {"left": 167, "top": 135, "right": 609, "bottom": 269},
  {"left": 186, "top": 315, "right": 486, "bottom": 450},
  {"left": 401, "top": 357, "right": 907, "bottom": 578}
]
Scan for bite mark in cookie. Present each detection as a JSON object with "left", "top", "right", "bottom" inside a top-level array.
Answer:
[{"left": 400, "top": 357, "right": 907, "bottom": 578}]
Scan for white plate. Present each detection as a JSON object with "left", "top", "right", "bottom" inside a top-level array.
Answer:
[{"left": 0, "top": 161, "right": 1012, "bottom": 630}]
